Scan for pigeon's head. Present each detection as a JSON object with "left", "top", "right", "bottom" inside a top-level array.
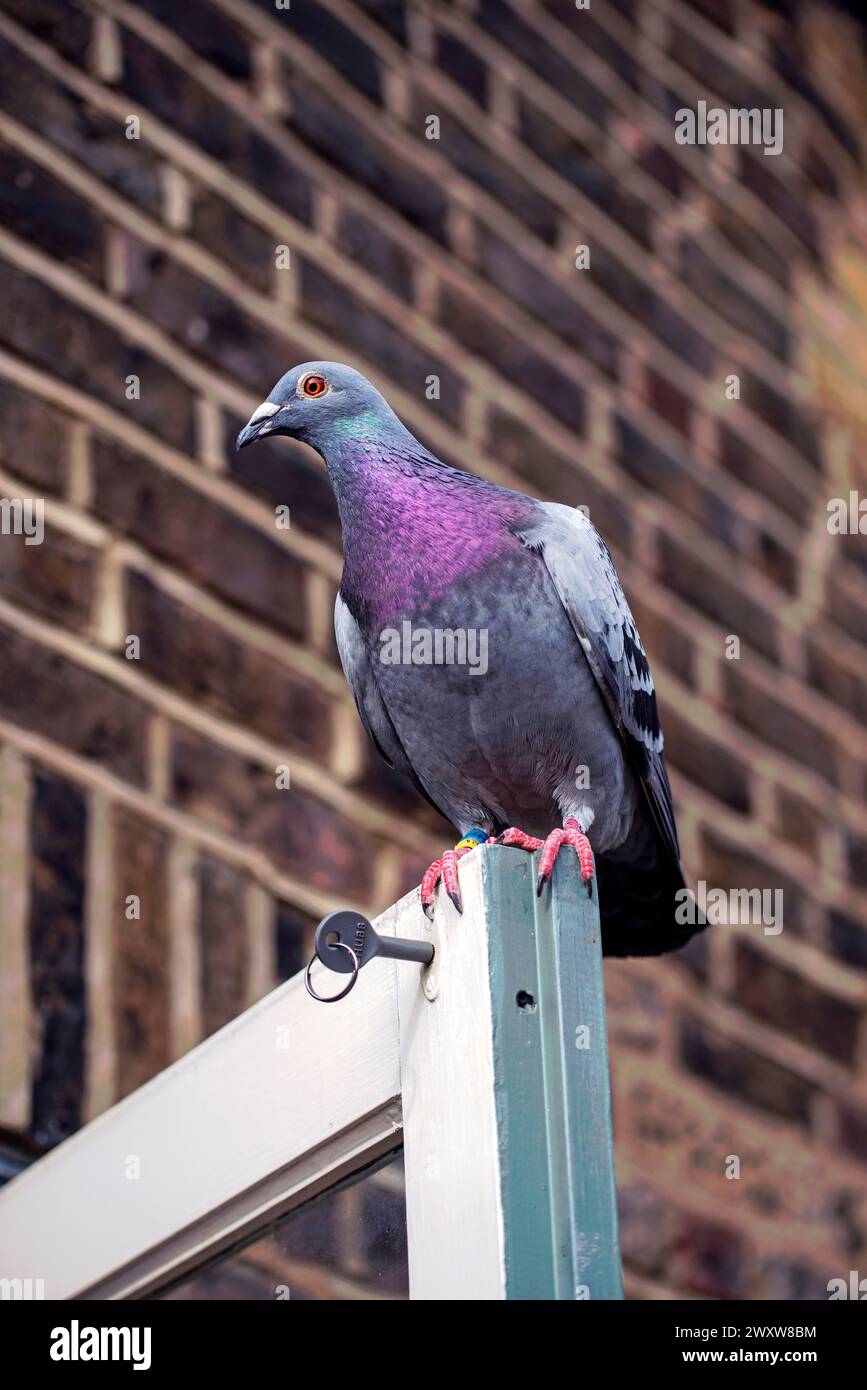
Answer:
[{"left": 236, "top": 362, "right": 395, "bottom": 455}]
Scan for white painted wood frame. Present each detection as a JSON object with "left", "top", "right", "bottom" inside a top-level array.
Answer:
[{"left": 0, "top": 847, "right": 620, "bottom": 1300}]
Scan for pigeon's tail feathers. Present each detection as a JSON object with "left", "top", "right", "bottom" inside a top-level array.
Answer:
[{"left": 596, "top": 812, "right": 706, "bottom": 958}]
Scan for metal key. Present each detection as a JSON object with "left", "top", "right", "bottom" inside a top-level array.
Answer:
[{"left": 305, "top": 909, "right": 434, "bottom": 1003}]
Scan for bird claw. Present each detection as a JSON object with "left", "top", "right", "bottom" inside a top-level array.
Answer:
[
  {"left": 420, "top": 821, "right": 594, "bottom": 917},
  {"left": 535, "top": 818, "right": 594, "bottom": 897},
  {"left": 420, "top": 844, "right": 474, "bottom": 917}
]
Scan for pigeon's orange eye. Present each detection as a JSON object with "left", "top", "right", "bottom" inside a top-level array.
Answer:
[{"left": 300, "top": 373, "right": 328, "bottom": 398}]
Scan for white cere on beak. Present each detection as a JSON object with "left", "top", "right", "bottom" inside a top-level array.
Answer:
[{"left": 248, "top": 400, "right": 281, "bottom": 429}]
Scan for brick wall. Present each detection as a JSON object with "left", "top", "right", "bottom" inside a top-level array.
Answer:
[{"left": 0, "top": 0, "right": 866, "bottom": 1300}]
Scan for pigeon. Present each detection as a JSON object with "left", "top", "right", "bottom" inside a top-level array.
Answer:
[{"left": 238, "top": 362, "right": 704, "bottom": 956}]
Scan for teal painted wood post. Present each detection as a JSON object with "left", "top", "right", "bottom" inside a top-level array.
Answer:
[{"left": 483, "top": 846, "right": 623, "bottom": 1299}]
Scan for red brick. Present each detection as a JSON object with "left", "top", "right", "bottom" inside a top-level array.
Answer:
[
  {"left": 125, "top": 571, "right": 331, "bottom": 757},
  {"left": 656, "top": 533, "right": 782, "bottom": 663},
  {"left": 27, "top": 768, "right": 87, "bottom": 1147},
  {"left": 723, "top": 665, "right": 838, "bottom": 786},
  {"left": 475, "top": 230, "right": 620, "bottom": 380},
  {"left": 120, "top": 30, "right": 313, "bottom": 225},
  {"left": 0, "top": 258, "right": 197, "bottom": 453},
  {"left": 0, "top": 623, "right": 149, "bottom": 783},
  {"left": 301, "top": 259, "right": 465, "bottom": 427},
  {"left": 734, "top": 941, "right": 861, "bottom": 1065},
  {"left": 0, "top": 39, "right": 163, "bottom": 213},
  {"left": 198, "top": 854, "right": 250, "bottom": 1036},
  {"left": 517, "top": 97, "right": 652, "bottom": 247},
  {"left": 112, "top": 807, "right": 171, "bottom": 1098},
  {"left": 679, "top": 1015, "right": 815, "bottom": 1127},
  {"left": 485, "top": 406, "right": 631, "bottom": 543},
  {"left": 0, "top": 380, "right": 72, "bottom": 493},
  {"left": 0, "top": 522, "right": 96, "bottom": 634},
  {"left": 662, "top": 707, "right": 751, "bottom": 813},
  {"left": 170, "top": 729, "right": 377, "bottom": 899},
  {"left": 191, "top": 191, "right": 275, "bottom": 295},
  {"left": 0, "top": 142, "right": 104, "bottom": 283},
  {"left": 438, "top": 282, "right": 584, "bottom": 434},
  {"left": 91, "top": 434, "right": 309, "bottom": 638}
]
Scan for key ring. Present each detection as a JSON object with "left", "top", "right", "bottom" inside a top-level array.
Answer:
[{"left": 304, "top": 940, "right": 360, "bottom": 1003}]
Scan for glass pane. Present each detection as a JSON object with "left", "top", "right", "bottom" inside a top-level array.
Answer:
[{"left": 155, "top": 1149, "right": 408, "bottom": 1301}]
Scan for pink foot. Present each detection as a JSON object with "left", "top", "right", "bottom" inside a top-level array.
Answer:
[
  {"left": 536, "top": 817, "right": 594, "bottom": 897},
  {"left": 421, "top": 832, "right": 494, "bottom": 918}
]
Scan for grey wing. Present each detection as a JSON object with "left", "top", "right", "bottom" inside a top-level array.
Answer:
[
  {"left": 334, "top": 593, "right": 439, "bottom": 809},
  {"left": 517, "top": 502, "right": 681, "bottom": 865}
]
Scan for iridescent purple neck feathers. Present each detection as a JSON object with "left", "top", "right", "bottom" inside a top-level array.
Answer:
[{"left": 321, "top": 427, "right": 533, "bottom": 628}]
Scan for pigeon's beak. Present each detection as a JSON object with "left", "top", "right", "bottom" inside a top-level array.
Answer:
[{"left": 236, "top": 400, "right": 281, "bottom": 450}]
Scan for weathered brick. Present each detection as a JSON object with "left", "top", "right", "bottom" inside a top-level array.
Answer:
[
  {"left": 594, "top": 251, "right": 716, "bottom": 373},
  {"left": 412, "top": 93, "right": 560, "bottom": 244},
  {"left": 0, "top": 142, "right": 104, "bottom": 283},
  {"left": 734, "top": 941, "right": 861, "bottom": 1065},
  {"left": 656, "top": 533, "right": 782, "bottom": 663},
  {"left": 283, "top": 72, "right": 447, "bottom": 242},
  {"left": 0, "top": 258, "right": 197, "bottom": 453},
  {"left": 476, "top": 229, "right": 620, "bottom": 380},
  {"left": 0, "top": 623, "right": 148, "bottom": 783},
  {"left": 126, "top": 571, "right": 332, "bottom": 756},
  {"left": 717, "top": 423, "right": 812, "bottom": 525},
  {"left": 669, "top": 1212, "right": 748, "bottom": 1299},
  {"left": 0, "top": 39, "right": 163, "bottom": 212},
  {"left": 91, "top": 434, "right": 308, "bottom": 638},
  {"left": 276, "top": 900, "right": 318, "bottom": 982},
  {"left": 124, "top": 244, "right": 305, "bottom": 392},
  {"left": 517, "top": 97, "right": 652, "bottom": 248},
  {"left": 724, "top": 664, "right": 837, "bottom": 786},
  {"left": 264, "top": 0, "right": 382, "bottom": 103},
  {"left": 223, "top": 413, "right": 341, "bottom": 546},
  {"left": 0, "top": 379, "right": 72, "bottom": 493},
  {"left": 626, "top": 592, "right": 696, "bottom": 689},
  {"left": 438, "top": 282, "right": 585, "bottom": 434},
  {"left": 191, "top": 191, "right": 275, "bottom": 295},
  {"left": 335, "top": 204, "right": 414, "bottom": 303},
  {"left": 0, "top": 521, "right": 97, "bottom": 634},
  {"left": 136, "top": 0, "right": 254, "bottom": 81},
  {"left": 120, "top": 31, "right": 313, "bottom": 224},
  {"left": 680, "top": 239, "right": 790, "bottom": 360},
  {"left": 485, "top": 405, "right": 631, "bottom": 544},
  {"left": 701, "top": 828, "right": 806, "bottom": 934},
  {"left": 27, "top": 768, "right": 87, "bottom": 1147},
  {"left": 740, "top": 370, "right": 822, "bottom": 469},
  {"left": 829, "top": 910, "right": 867, "bottom": 974},
  {"left": 198, "top": 853, "right": 249, "bottom": 1036},
  {"left": 2, "top": 0, "right": 92, "bottom": 64},
  {"left": 644, "top": 366, "right": 692, "bottom": 438},
  {"left": 662, "top": 708, "right": 751, "bottom": 813},
  {"left": 679, "top": 1015, "right": 814, "bottom": 1126},
  {"left": 300, "top": 259, "right": 465, "bottom": 426},
  {"left": 434, "top": 30, "right": 488, "bottom": 106},
  {"left": 112, "top": 806, "right": 171, "bottom": 1097},
  {"left": 475, "top": 0, "right": 609, "bottom": 128},
  {"left": 171, "top": 729, "right": 377, "bottom": 898}
]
